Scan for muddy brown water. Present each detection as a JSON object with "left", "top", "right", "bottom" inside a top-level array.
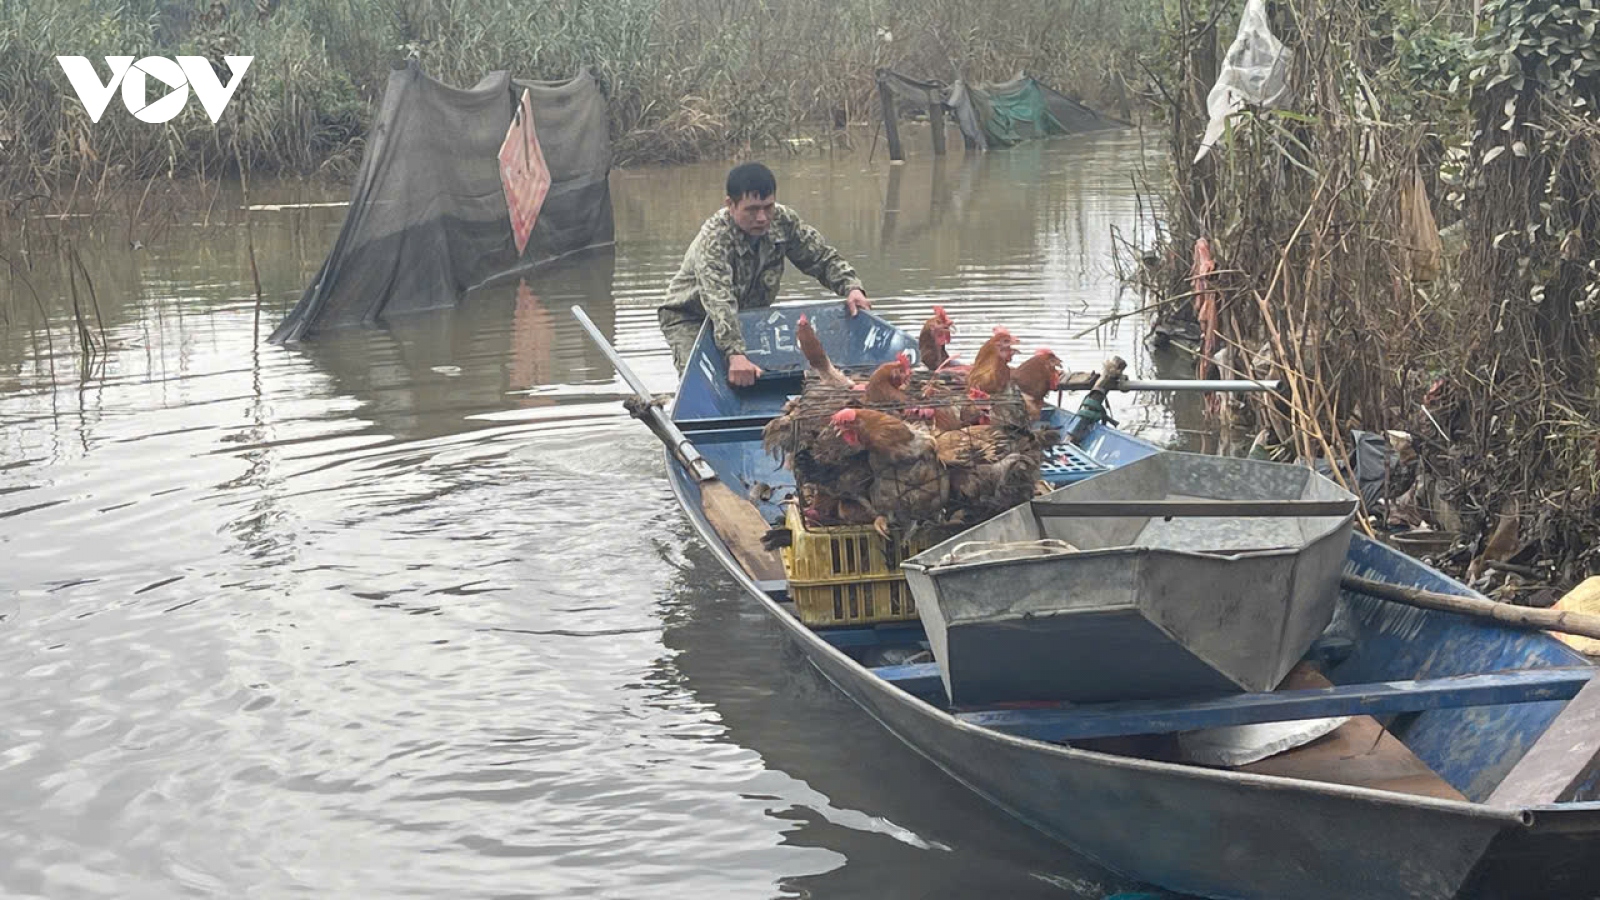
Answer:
[{"left": 0, "top": 131, "right": 1198, "bottom": 898}]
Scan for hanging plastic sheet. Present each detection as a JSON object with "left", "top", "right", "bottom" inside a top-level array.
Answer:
[{"left": 1195, "top": 0, "right": 1293, "bottom": 163}]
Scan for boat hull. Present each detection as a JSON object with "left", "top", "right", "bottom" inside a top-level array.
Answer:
[
  {"left": 666, "top": 453, "right": 1600, "bottom": 900},
  {"left": 658, "top": 302, "right": 1600, "bottom": 899}
]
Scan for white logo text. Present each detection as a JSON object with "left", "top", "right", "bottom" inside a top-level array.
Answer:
[{"left": 56, "top": 56, "right": 253, "bottom": 124}]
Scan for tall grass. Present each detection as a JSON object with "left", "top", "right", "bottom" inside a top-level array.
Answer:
[
  {"left": 1131, "top": 0, "right": 1600, "bottom": 587},
  {"left": 0, "top": 0, "right": 1160, "bottom": 195}
]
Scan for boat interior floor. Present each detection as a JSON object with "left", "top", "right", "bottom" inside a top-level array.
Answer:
[
  {"left": 827, "top": 621, "right": 1469, "bottom": 802},
  {"left": 1233, "top": 668, "right": 1467, "bottom": 802},
  {"left": 1236, "top": 713, "right": 1467, "bottom": 801},
  {"left": 1068, "top": 669, "right": 1467, "bottom": 801}
]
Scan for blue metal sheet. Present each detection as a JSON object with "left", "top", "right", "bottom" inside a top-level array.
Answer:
[
  {"left": 672, "top": 303, "right": 918, "bottom": 424},
  {"left": 870, "top": 662, "right": 946, "bottom": 697},
  {"left": 1075, "top": 419, "right": 1164, "bottom": 469},
  {"left": 1333, "top": 537, "right": 1590, "bottom": 801},
  {"left": 956, "top": 668, "right": 1594, "bottom": 742},
  {"left": 813, "top": 623, "right": 928, "bottom": 650},
  {"left": 1039, "top": 440, "right": 1105, "bottom": 485},
  {"left": 1039, "top": 409, "right": 1163, "bottom": 471},
  {"left": 677, "top": 425, "right": 792, "bottom": 522}
]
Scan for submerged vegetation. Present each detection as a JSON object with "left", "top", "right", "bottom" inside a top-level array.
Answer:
[
  {"left": 0, "top": 0, "right": 1159, "bottom": 190},
  {"left": 1133, "top": 0, "right": 1600, "bottom": 588}
]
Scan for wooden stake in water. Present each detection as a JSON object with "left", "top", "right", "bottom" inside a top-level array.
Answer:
[{"left": 234, "top": 77, "right": 265, "bottom": 342}]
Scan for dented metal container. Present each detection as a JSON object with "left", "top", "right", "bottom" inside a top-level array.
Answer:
[{"left": 901, "top": 452, "right": 1357, "bottom": 706}]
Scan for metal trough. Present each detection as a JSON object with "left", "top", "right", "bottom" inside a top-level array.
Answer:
[{"left": 902, "top": 452, "right": 1357, "bottom": 706}]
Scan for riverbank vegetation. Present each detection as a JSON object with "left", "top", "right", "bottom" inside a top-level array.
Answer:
[
  {"left": 1132, "top": 0, "right": 1600, "bottom": 589},
  {"left": 0, "top": 0, "right": 1158, "bottom": 192}
]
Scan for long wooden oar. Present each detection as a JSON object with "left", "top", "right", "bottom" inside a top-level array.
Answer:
[
  {"left": 1343, "top": 575, "right": 1600, "bottom": 642},
  {"left": 571, "top": 307, "right": 785, "bottom": 583}
]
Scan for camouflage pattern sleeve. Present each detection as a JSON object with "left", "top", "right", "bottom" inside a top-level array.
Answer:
[
  {"left": 693, "top": 225, "right": 748, "bottom": 357},
  {"left": 781, "top": 207, "right": 864, "bottom": 298}
]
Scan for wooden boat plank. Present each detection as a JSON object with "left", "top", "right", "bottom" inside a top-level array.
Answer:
[
  {"left": 1235, "top": 666, "right": 1466, "bottom": 801},
  {"left": 700, "top": 482, "right": 787, "bottom": 581},
  {"left": 950, "top": 668, "right": 1595, "bottom": 742},
  {"left": 1239, "top": 710, "right": 1468, "bottom": 801},
  {"left": 1488, "top": 676, "right": 1600, "bottom": 807}
]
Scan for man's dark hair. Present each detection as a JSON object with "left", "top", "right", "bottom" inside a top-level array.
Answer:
[{"left": 726, "top": 162, "right": 777, "bottom": 201}]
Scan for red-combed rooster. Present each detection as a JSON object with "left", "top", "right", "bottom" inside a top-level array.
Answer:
[
  {"left": 829, "top": 408, "right": 949, "bottom": 540},
  {"left": 935, "top": 423, "right": 1062, "bottom": 523},
  {"left": 918, "top": 306, "right": 954, "bottom": 372},
  {"left": 796, "top": 313, "right": 854, "bottom": 389},
  {"left": 966, "top": 326, "right": 1019, "bottom": 396},
  {"left": 1012, "top": 347, "right": 1065, "bottom": 421}
]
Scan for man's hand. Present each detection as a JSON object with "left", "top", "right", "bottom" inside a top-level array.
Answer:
[
  {"left": 727, "top": 354, "right": 763, "bottom": 387},
  {"left": 846, "top": 288, "right": 871, "bottom": 316}
]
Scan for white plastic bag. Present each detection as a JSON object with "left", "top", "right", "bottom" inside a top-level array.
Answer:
[
  {"left": 1194, "top": 0, "right": 1293, "bottom": 163},
  {"left": 1179, "top": 716, "right": 1350, "bottom": 767}
]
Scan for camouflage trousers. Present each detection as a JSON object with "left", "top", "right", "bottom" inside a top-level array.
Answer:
[{"left": 658, "top": 309, "right": 705, "bottom": 375}]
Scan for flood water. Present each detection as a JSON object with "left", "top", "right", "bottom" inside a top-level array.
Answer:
[{"left": 1, "top": 130, "right": 1192, "bottom": 898}]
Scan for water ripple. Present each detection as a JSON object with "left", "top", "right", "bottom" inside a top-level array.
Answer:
[{"left": 0, "top": 132, "right": 1171, "bottom": 900}]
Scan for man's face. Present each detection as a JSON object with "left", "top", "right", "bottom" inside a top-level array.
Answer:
[{"left": 727, "top": 192, "right": 776, "bottom": 237}]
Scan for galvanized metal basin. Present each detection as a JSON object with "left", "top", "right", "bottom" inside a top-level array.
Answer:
[{"left": 902, "top": 452, "right": 1357, "bottom": 706}]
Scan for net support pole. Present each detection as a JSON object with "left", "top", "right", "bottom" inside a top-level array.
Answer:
[
  {"left": 877, "top": 76, "right": 905, "bottom": 162},
  {"left": 928, "top": 90, "right": 946, "bottom": 156}
]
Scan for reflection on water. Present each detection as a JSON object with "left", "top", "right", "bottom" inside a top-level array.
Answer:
[{"left": 0, "top": 131, "right": 1187, "bottom": 899}]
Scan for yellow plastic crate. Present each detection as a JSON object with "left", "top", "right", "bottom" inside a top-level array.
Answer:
[
  {"left": 789, "top": 579, "right": 922, "bottom": 628},
  {"left": 779, "top": 503, "right": 950, "bottom": 627}
]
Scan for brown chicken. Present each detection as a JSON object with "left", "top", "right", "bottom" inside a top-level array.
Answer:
[
  {"left": 918, "top": 306, "right": 955, "bottom": 372},
  {"left": 1012, "top": 347, "right": 1065, "bottom": 421},
  {"left": 829, "top": 408, "right": 949, "bottom": 539},
  {"left": 795, "top": 467, "right": 876, "bottom": 526},
  {"left": 862, "top": 351, "right": 913, "bottom": 406},
  {"left": 966, "top": 327, "right": 1019, "bottom": 396},
  {"left": 762, "top": 388, "right": 868, "bottom": 525},
  {"left": 796, "top": 313, "right": 854, "bottom": 389},
  {"left": 930, "top": 386, "right": 993, "bottom": 433},
  {"left": 935, "top": 424, "right": 1061, "bottom": 523}
]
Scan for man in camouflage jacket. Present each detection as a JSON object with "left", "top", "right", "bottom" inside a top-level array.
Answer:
[{"left": 658, "top": 162, "right": 870, "bottom": 385}]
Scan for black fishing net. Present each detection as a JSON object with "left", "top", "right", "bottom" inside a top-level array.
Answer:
[
  {"left": 271, "top": 61, "right": 614, "bottom": 344},
  {"left": 876, "top": 69, "right": 1124, "bottom": 153}
]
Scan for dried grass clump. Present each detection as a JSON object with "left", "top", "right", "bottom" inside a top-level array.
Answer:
[{"left": 1129, "top": 0, "right": 1600, "bottom": 585}]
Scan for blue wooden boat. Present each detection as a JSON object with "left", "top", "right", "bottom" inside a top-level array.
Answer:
[{"left": 581, "top": 301, "right": 1600, "bottom": 900}]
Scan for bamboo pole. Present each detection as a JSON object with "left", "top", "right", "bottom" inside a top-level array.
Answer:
[
  {"left": 1343, "top": 575, "right": 1600, "bottom": 641},
  {"left": 928, "top": 89, "right": 946, "bottom": 156}
]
